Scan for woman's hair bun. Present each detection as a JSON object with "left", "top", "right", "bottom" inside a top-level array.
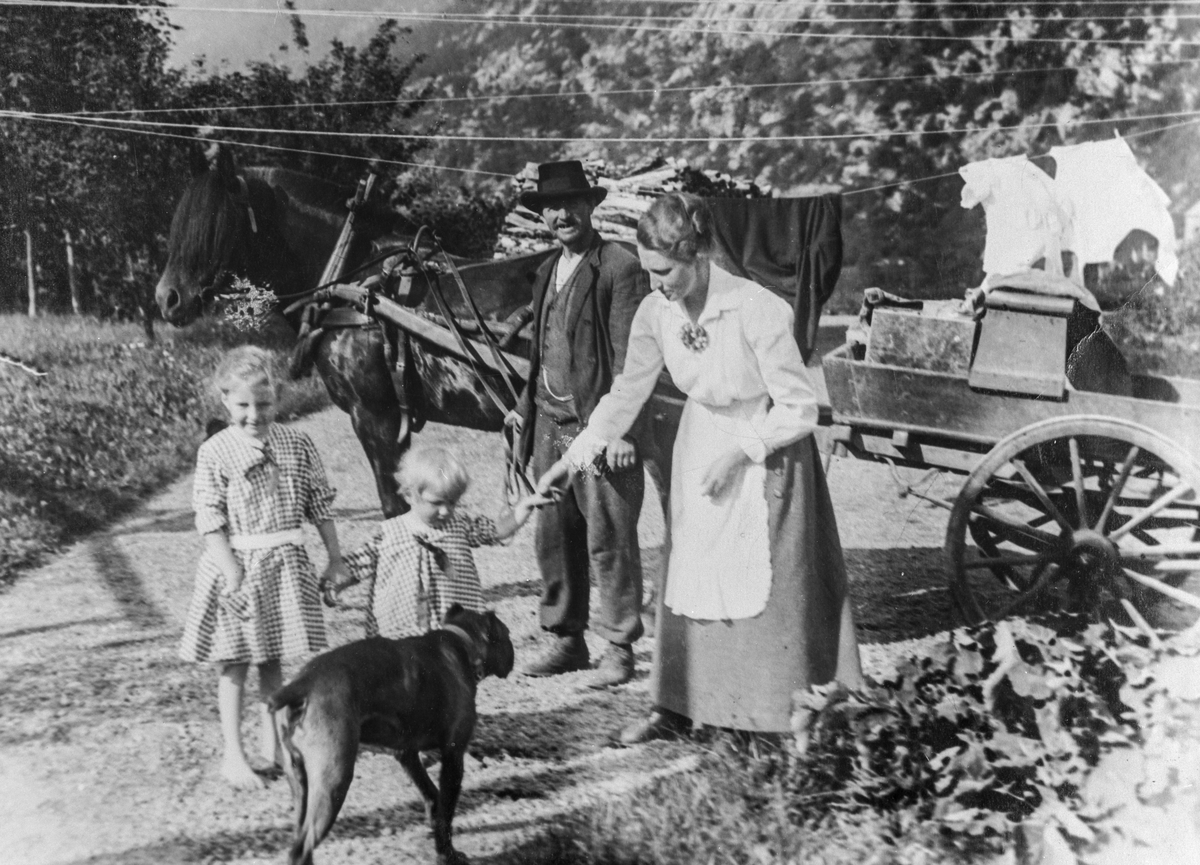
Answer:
[{"left": 637, "top": 192, "right": 713, "bottom": 261}]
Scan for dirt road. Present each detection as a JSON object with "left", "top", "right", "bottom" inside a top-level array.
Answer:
[{"left": 0, "top": 406, "right": 953, "bottom": 865}]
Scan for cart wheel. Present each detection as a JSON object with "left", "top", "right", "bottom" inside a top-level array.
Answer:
[{"left": 947, "top": 416, "right": 1200, "bottom": 629}]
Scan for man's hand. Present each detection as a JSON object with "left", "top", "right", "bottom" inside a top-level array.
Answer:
[
  {"left": 605, "top": 438, "right": 637, "bottom": 473},
  {"left": 503, "top": 409, "right": 524, "bottom": 433},
  {"left": 699, "top": 448, "right": 751, "bottom": 500}
]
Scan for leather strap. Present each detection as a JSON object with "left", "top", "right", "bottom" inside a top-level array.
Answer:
[{"left": 318, "top": 307, "right": 374, "bottom": 328}]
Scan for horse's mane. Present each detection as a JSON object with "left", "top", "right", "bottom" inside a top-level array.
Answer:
[
  {"left": 166, "top": 170, "right": 245, "bottom": 276},
  {"left": 166, "top": 163, "right": 405, "bottom": 276},
  {"left": 166, "top": 166, "right": 356, "bottom": 273},
  {"left": 248, "top": 167, "right": 356, "bottom": 226}
]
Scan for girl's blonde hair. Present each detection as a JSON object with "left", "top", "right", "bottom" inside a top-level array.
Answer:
[
  {"left": 213, "top": 345, "right": 279, "bottom": 395},
  {"left": 397, "top": 445, "right": 470, "bottom": 501},
  {"left": 636, "top": 192, "right": 713, "bottom": 262}
]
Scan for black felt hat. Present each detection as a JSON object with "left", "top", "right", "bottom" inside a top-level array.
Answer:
[{"left": 518, "top": 160, "right": 608, "bottom": 211}]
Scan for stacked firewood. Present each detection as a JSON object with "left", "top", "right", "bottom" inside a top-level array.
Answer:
[{"left": 494, "top": 157, "right": 767, "bottom": 256}]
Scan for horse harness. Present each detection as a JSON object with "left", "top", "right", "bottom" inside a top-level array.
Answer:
[{"left": 288, "top": 243, "right": 536, "bottom": 501}]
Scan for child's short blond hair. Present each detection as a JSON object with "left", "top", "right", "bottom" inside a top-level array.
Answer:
[
  {"left": 397, "top": 445, "right": 470, "bottom": 501},
  {"left": 213, "top": 345, "right": 279, "bottom": 395}
]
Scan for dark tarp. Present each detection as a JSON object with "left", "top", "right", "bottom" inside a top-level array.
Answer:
[{"left": 705, "top": 195, "right": 843, "bottom": 363}]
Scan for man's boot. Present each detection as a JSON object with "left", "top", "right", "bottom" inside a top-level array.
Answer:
[
  {"left": 589, "top": 642, "right": 634, "bottom": 688},
  {"left": 521, "top": 632, "right": 590, "bottom": 677}
]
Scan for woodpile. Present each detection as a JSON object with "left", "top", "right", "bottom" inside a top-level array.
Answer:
[{"left": 494, "top": 157, "right": 767, "bottom": 256}]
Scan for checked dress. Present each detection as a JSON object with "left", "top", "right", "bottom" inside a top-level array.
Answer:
[
  {"left": 179, "top": 424, "right": 336, "bottom": 665},
  {"left": 343, "top": 511, "right": 498, "bottom": 639}
]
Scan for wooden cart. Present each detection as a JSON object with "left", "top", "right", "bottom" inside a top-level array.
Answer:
[{"left": 812, "top": 287, "right": 1200, "bottom": 629}]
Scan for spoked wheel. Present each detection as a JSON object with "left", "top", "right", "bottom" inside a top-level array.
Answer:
[{"left": 947, "top": 416, "right": 1200, "bottom": 629}]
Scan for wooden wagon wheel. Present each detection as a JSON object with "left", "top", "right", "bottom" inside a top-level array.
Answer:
[{"left": 947, "top": 416, "right": 1200, "bottom": 629}]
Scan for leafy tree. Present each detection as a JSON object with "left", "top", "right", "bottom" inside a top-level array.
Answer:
[
  {"left": 0, "top": 0, "right": 185, "bottom": 320},
  {"left": 418, "top": 1, "right": 1198, "bottom": 296},
  {"left": 180, "top": 19, "right": 434, "bottom": 191}
]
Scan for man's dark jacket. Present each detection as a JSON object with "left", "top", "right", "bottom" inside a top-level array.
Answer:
[{"left": 515, "top": 233, "right": 651, "bottom": 469}]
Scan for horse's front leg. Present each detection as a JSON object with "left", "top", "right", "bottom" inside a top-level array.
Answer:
[
  {"left": 348, "top": 400, "right": 408, "bottom": 518},
  {"left": 315, "top": 327, "right": 410, "bottom": 518}
]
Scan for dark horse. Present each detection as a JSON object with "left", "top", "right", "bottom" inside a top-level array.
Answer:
[{"left": 156, "top": 145, "right": 554, "bottom": 516}]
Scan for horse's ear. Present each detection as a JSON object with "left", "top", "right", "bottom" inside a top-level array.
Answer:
[
  {"left": 188, "top": 145, "right": 209, "bottom": 177},
  {"left": 211, "top": 144, "right": 240, "bottom": 191}
]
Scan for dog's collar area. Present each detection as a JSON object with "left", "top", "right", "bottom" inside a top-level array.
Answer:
[{"left": 441, "top": 624, "right": 485, "bottom": 681}]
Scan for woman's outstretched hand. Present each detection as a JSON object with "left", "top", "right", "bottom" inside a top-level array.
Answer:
[
  {"left": 536, "top": 458, "right": 572, "bottom": 499},
  {"left": 699, "top": 448, "right": 751, "bottom": 499}
]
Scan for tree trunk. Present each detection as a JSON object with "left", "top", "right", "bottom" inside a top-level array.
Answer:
[
  {"left": 127, "top": 252, "right": 156, "bottom": 343},
  {"left": 24, "top": 227, "right": 35, "bottom": 317},
  {"left": 64, "top": 228, "right": 81, "bottom": 315}
]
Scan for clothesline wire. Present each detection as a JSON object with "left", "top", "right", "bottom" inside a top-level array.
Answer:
[
  {"left": 54, "top": 56, "right": 1200, "bottom": 118},
  {"left": 5, "top": 103, "right": 1196, "bottom": 199},
  {"left": 8, "top": 103, "right": 1200, "bottom": 144},
  {"left": 586, "top": 0, "right": 1200, "bottom": 7},
  {"left": 842, "top": 113, "right": 1200, "bottom": 195},
  {"left": 2, "top": 1, "right": 1196, "bottom": 46},
  {"left": 162, "top": 5, "right": 1200, "bottom": 27},
  {"left": 7, "top": 0, "right": 1194, "bottom": 25},
  {"left": 0, "top": 111, "right": 515, "bottom": 178}
]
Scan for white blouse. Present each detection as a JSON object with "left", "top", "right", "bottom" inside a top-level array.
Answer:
[
  {"left": 566, "top": 264, "right": 820, "bottom": 619},
  {"left": 570, "top": 263, "right": 819, "bottom": 464}
]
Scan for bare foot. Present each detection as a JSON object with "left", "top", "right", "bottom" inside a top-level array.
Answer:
[{"left": 221, "top": 755, "right": 265, "bottom": 790}]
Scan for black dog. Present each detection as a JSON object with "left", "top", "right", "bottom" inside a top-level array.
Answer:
[{"left": 268, "top": 605, "right": 515, "bottom": 865}]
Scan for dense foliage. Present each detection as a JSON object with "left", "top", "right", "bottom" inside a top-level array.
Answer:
[
  {"left": 420, "top": 0, "right": 1199, "bottom": 294},
  {"left": 790, "top": 615, "right": 1200, "bottom": 863},
  {"left": 524, "top": 617, "right": 1200, "bottom": 865},
  {"left": 0, "top": 0, "right": 183, "bottom": 320},
  {"left": 0, "top": 3, "right": 503, "bottom": 319},
  {"left": 0, "top": 315, "right": 329, "bottom": 587},
  {"left": 3, "top": 2, "right": 1195, "bottom": 316}
]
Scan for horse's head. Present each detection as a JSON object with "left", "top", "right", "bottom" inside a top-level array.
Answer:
[{"left": 156, "top": 145, "right": 255, "bottom": 326}]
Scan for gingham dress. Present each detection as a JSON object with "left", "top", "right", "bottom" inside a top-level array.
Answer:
[
  {"left": 343, "top": 511, "right": 497, "bottom": 639},
  {"left": 179, "top": 424, "right": 336, "bottom": 664}
]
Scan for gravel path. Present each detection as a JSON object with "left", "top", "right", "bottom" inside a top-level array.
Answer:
[{"left": 0, "top": 406, "right": 953, "bottom": 865}]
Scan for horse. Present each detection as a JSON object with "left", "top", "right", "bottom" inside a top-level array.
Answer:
[{"left": 156, "top": 145, "right": 553, "bottom": 516}]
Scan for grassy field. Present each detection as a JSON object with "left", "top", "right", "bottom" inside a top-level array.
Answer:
[{"left": 0, "top": 314, "right": 330, "bottom": 588}]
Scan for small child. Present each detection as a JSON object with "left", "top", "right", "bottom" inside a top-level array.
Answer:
[
  {"left": 330, "top": 445, "right": 546, "bottom": 638},
  {"left": 179, "top": 346, "right": 350, "bottom": 790}
]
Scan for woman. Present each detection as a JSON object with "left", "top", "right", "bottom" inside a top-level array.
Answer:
[{"left": 537, "top": 193, "right": 864, "bottom": 743}]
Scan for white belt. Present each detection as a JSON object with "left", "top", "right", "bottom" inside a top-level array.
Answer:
[{"left": 229, "top": 529, "right": 304, "bottom": 551}]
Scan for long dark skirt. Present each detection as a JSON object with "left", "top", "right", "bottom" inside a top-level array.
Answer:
[{"left": 651, "top": 435, "right": 849, "bottom": 732}]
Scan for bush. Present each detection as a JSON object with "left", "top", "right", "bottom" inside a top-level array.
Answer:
[
  {"left": 392, "top": 170, "right": 511, "bottom": 260},
  {"left": 525, "top": 616, "right": 1200, "bottom": 865},
  {"left": 0, "top": 314, "right": 330, "bottom": 588}
]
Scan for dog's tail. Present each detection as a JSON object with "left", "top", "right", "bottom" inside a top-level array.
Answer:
[{"left": 270, "top": 690, "right": 312, "bottom": 865}]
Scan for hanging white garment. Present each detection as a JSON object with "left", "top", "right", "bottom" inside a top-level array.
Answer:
[
  {"left": 1049, "top": 137, "right": 1178, "bottom": 285},
  {"left": 959, "top": 156, "right": 1074, "bottom": 283}
]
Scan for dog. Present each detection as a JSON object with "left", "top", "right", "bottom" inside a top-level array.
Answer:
[{"left": 268, "top": 605, "right": 515, "bottom": 865}]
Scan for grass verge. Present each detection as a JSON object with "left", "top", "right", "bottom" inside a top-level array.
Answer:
[{"left": 0, "top": 313, "right": 331, "bottom": 589}]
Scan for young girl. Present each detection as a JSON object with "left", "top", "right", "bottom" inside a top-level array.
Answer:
[
  {"left": 331, "top": 445, "right": 546, "bottom": 638},
  {"left": 179, "top": 346, "right": 350, "bottom": 789}
]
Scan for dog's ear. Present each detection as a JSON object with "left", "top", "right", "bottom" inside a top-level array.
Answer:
[{"left": 484, "top": 611, "right": 514, "bottom": 679}]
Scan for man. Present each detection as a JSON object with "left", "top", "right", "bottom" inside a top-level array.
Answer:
[{"left": 508, "top": 160, "right": 650, "bottom": 688}]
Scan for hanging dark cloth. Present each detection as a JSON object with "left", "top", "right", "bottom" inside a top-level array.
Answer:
[{"left": 705, "top": 195, "right": 843, "bottom": 363}]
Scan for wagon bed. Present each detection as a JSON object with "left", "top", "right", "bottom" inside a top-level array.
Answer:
[{"left": 809, "top": 292, "right": 1200, "bottom": 631}]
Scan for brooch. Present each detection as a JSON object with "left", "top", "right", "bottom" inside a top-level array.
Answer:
[{"left": 679, "top": 322, "right": 709, "bottom": 353}]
